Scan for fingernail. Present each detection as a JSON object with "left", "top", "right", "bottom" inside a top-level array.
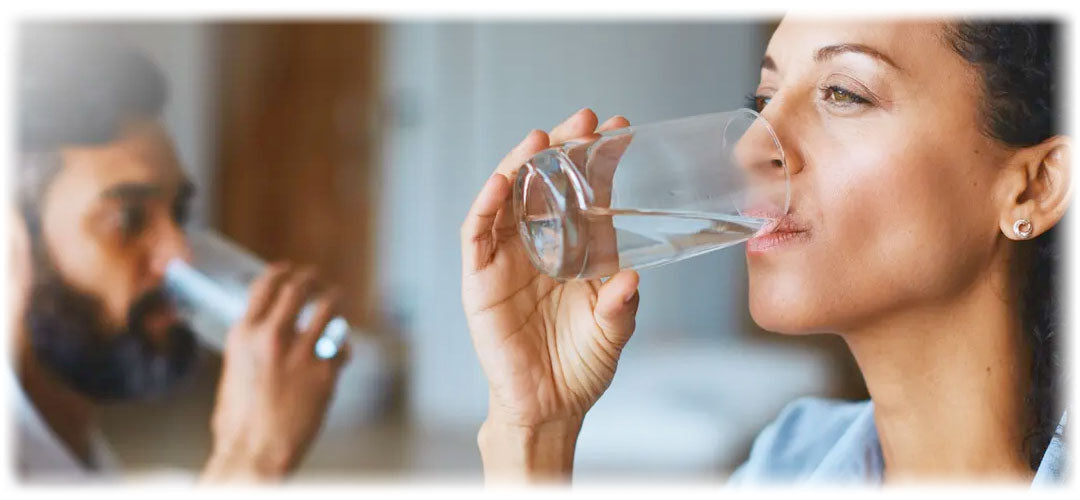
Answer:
[{"left": 624, "top": 291, "right": 637, "bottom": 304}]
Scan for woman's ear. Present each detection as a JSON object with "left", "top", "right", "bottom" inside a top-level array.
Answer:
[{"left": 997, "top": 135, "right": 1071, "bottom": 240}]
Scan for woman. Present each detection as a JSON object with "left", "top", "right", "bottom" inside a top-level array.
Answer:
[{"left": 460, "top": 18, "right": 1068, "bottom": 484}]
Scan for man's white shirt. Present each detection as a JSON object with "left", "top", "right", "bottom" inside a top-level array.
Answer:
[{"left": 8, "top": 368, "right": 119, "bottom": 483}]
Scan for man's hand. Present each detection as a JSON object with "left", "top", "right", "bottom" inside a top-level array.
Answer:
[{"left": 201, "top": 263, "right": 350, "bottom": 482}]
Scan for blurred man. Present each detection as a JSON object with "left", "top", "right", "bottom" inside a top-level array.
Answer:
[{"left": 9, "top": 30, "right": 349, "bottom": 482}]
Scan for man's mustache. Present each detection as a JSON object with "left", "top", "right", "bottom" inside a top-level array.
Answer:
[{"left": 128, "top": 286, "right": 173, "bottom": 329}]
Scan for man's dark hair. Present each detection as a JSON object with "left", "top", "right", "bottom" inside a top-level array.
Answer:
[{"left": 19, "top": 27, "right": 168, "bottom": 153}]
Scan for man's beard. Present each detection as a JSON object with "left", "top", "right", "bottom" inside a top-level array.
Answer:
[{"left": 24, "top": 257, "right": 199, "bottom": 402}]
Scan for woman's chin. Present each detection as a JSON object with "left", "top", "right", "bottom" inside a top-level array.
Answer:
[
  {"left": 748, "top": 289, "right": 819, "bottom": 335},
  {"left": 750, "top": 309, "right": 808, "bottom": 335}
]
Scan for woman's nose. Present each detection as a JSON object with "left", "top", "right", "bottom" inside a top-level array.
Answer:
[
  {"left": 732, "top": 110, "right": 792, "bottom": 214},
  {"left": 734, "top": 109, "right": 789, "bottom": 171},
  {"left": 757, "top": 98, "right": 803, "bottom": 177}
]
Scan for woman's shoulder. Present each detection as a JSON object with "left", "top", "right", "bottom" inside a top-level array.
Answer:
[{"left": 728, "top": 396, "right": 882, "bottom": 485}]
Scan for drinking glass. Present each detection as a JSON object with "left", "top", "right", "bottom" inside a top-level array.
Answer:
[
  {"left": 163, "top": 230, "right": 350, "bottom": 359},
  {"left": 513, "top": 108, "right": 788, "bottom": 279}
]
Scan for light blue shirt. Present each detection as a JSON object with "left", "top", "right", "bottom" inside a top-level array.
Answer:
[{"left": 728, "top": 397, "right": 1068, "bottom": 486}]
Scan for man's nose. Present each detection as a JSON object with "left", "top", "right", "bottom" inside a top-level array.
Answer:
[{"left": 148, "top": 219, "right": 193, "bottom": 280}]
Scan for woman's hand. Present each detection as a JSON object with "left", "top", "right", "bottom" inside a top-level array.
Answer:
[
  {"left": 201, "top": 263, "right": 350, "bottom": 483},
  {"left": 461, "top": 108, "right": 641, "bottom": 482}
]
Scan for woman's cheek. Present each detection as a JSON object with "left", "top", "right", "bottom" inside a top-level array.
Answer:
[
  {"left": 811, "top": 145, "right": 991, "bottom": 328},
  {"left": 748, "top": 144, "right": 932, "bottom": 334}
]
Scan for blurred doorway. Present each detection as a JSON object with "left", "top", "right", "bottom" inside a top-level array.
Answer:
[{"left": 214, "top": 22, "right": 383, "bottom": 327}]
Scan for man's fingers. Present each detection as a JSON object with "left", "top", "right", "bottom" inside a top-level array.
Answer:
[
  {"left": 549, "top": 107, "right": 599, "bottom": 146},
  {"left": 324, "top": 340, "right": 352, "bottom": 373},
  {"left": 266, "top": 266, "right": 319, "bottom": 340},
  {"left": 593, "top": 270, "right": 641, "bottom": 348},
  {"left": 461, "top": 172, "right": 512, "bottom": 272},
  {"left": 244, "top": 262, "right": 293, "bottom": 324},
  {"left": 297, "top": 289, "right": 341, "bottom": 354}
]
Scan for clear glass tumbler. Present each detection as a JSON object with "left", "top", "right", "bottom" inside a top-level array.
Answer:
[
  {"left": 513, "top": 108, "right": 788, "bottom": 280},
  {"left": 163, "top": 230, "right": 350, "bottom": 359}
]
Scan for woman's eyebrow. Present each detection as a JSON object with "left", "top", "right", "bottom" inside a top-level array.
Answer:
[
  {"left": 815, "top": 43, "right": 904, "bottom": 73},
  {"left": 761, "top": 55, "right": 777, "bottom": 72},
  {"left": 761, "top": 43, "right": 905, "bottom": 74}
]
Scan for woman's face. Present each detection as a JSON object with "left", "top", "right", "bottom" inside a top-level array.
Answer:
[{"left": 746, "top": 19, "right": 1013, "bottom": 334}]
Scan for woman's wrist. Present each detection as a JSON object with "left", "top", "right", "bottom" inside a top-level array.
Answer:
[{"left": 477, "top": 414, "right": 583, "bottom": 484}]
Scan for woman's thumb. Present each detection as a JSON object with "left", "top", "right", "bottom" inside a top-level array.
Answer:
[{"left": 593, "top": 270, "right": 640, "bottom": 347}]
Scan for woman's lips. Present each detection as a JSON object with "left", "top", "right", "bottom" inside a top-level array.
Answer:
[
  {"left": 745, "top": 212, "right": 810, "bottom": 255},
  {"left": 746, "top": 228, "right": 810, "bottom": 254}
]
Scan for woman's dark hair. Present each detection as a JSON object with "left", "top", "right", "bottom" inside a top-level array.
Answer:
[{"left": 946, "top": 20, "right": 1064, "bottom": 471}]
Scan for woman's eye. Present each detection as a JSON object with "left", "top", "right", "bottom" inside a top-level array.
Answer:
[
  {"left": 822, "top": 85, "right": 870, "bottom": 106},
  {"left": 746, "top": 93, "right": 772, "bottom": 112}
]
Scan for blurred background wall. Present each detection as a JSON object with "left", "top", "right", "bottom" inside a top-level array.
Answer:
[{"left": 17, "top": 20, "right": 866, "bottom": 482}]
